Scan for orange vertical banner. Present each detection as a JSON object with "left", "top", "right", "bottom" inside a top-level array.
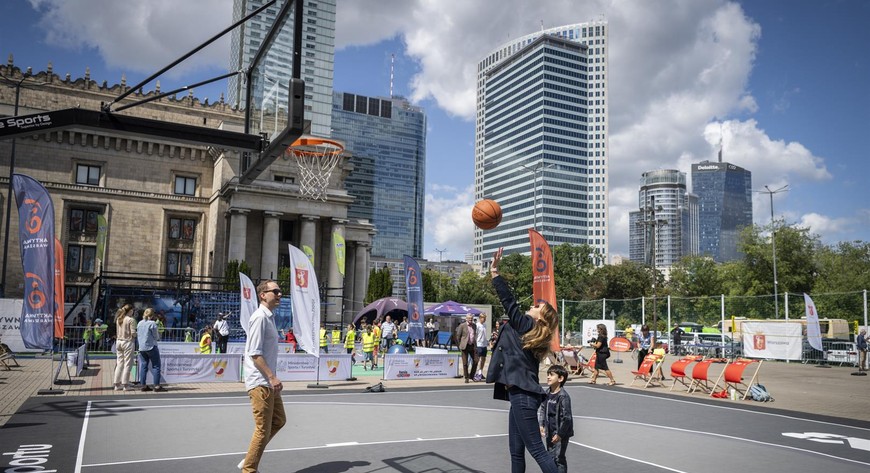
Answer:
[
  {"left": 53, "top": 238, "right": 65, "bottom": 339},
  {"left": 529, "top": 229, "right": 559, "bottom": 351}
]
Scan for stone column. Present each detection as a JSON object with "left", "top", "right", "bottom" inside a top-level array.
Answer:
[
  {"left": 326, "top": 219, "right": 347, "bottom": 324},
  {"left": 343, "top": 245, "right": 356, "bottom": 323},
  {"left": 260, "top": 211, "right": 282, "bottom": 280},
  {"left": 299, "top": 215, "right": 319, "bottom": 260},
  {"left": 353, "top": 242, "right": 370, "bottom": 317},
  {"left": 227, "top": 208, "right": 249, "bottom": 264}
]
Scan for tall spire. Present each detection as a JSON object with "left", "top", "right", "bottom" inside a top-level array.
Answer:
[
  {"left": 389, "top": 53, "right": 394, "bottom": 98},
  {"left": 718, "top": 124, "right": 723, "bottom": 163}
]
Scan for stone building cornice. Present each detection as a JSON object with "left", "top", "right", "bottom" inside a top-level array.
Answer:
[{"left": 0, "top": 177, "right": 209, "bottom": 205}]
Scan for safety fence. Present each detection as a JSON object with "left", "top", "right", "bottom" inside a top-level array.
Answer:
[{"left": 558, "top": 290, "right": 868, "bottom": 366}]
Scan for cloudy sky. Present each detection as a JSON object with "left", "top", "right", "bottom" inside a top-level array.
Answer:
[{"left": 3, "top": 0, "right": 869, "bottom": 262}]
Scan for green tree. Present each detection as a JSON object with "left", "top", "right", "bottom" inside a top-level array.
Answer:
[
  {"left": 223, "top": 260, "right": 252, "bottom": 291},
  {"left": 811, "top": 241, "right": 870, "bottom": 323},
  {"left": 455, "top": 271, "right": 501, "bottom": 317},
  {"left": 552, "top": 243, "right": 596, "bottom": 300},
  {"left": 739, "top": 222, "right": 820, "bottom": 296},
  {"left": 365, "top": 266, "right": 393, "bottom": 303}
]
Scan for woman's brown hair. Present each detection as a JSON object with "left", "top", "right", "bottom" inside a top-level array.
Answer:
[
  {"left": 114, "top": 304, "right": 133, "bottom": 324},
  {"left": 522, "top": 302, "right": 559, "bottom": 361}
]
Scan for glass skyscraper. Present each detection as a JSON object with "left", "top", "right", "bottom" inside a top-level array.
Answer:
[
  {"left": 331, "top": 92, "right": 427, "bottom": 259},
  {"left": 229, "top": 0, "right": 336, "bottom": 137},
  {"left": 629, "top": 170, "right": 697, "bottom": 271},
  {"left": 691, "top": 161, "right": 752, "bottom": 262},
  {"left": 473, "top": 21, "right": 609, "bottom": 263}
]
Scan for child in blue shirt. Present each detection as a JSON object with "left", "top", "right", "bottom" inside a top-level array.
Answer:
[{"left": 538, "top": 364, "right": 574, "bottom": 473}]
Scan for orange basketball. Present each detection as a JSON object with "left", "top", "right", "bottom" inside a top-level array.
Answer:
[{"left": 472, "top": 199, "right": 503, "bottom": 230}]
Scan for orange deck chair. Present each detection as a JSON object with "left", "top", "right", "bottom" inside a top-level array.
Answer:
[
  {"left": 669, "top": 355, "right": 704, "bottom": 392},
  {"left": 630, "top": 354, "right": 664, "bottom": 388},
  {"left": 711, "top": 358, "right": 763, "bottom": 400},
  {"left": 688, "top": 358, "right": 725, "bottom": 394},
  {"left": 576, "top": 351, "right": 597, "bottom": 377}
]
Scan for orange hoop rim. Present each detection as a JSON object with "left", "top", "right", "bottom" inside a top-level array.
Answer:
[{"left": 287, "top": 137, "right": 344, "bottom": 156}]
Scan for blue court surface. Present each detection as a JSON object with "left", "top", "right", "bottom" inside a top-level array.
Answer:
[{"left": 2, "top": 383, "right": 869, "bottom": 472}]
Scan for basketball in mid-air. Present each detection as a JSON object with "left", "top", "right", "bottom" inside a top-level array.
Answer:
[{"left": 472, "top": 199, "right": 503, "bottom": 230}]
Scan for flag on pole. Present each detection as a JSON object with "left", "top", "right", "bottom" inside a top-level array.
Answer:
[
  {"left": 302, "top": 245, "right": 315, "bottom": 265},
  {"left": 289, "top": 244, "right": 321, "bottom": 357},
  {"left": 12, "top": 174, "right": 56, "bottom": 350},
  {"left": 403, "top": 255, "right": 425, "bottom": 343},
  {"left": 804, "top": 293, "right": 823, "bottom": 351},
  {"left": 529, "top": 229, "right": 560, "bottom": 351},
  {"left": 333, "top": 232, "right": 346, "bottom": 276},
  {"left": 53, "top": 238, "right": 64, "bottom": 338},
  {"left": 95, "top": 214, "right": 108, "bottom": 267},
  {"left": 239, "top": 272, "right": 257, "bottom": 335}
]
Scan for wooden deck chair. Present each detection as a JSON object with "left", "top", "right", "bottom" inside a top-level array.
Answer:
[
  {"left": 576, "top": 351, "right": 596, "bottom": 377},
  {"left": 688, "top": 358, "right": 725, "bottom": 394},
  {"left": 711, "top": 358, "right": 763, "bottom": 400},
  {"left": 560, "top": 348, "right": 583, "bottom": 375},
  {"left": 0, "top": 343, "right": 20, "bottom": 370},
  {"left": 669, "top": 355, "right": 703, "bottom": 392},
  {"left": 630, "top": 354, "right": 663, "bottom": 387}
]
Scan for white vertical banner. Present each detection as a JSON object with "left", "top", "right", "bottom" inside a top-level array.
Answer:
[
  {"left": 239, "top": 272, "right": 257, "bottom": 335},
  {"left": 804, "top": 293, "right": 823, "bottom": 351},
  {"left": 289, "top": 244, "right": 321, "bottom": 357}
]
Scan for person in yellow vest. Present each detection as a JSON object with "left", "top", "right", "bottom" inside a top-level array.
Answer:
[
  {"left": 83, "top": 321, "right": 94, "bottom": 351},
  {"left": 184, "top": 327, "right": 194, "bottom": 343},
  {"left": 344, "top": 323, "right": 356, "bottom": 364},
  {"left": 331, "top": 328, "right": 341, "bottom": 351},
  {"left": 361, "top": 326, "right": 375, "bottom": 371},
  {"left": 93, "top": 318, "right": 108, "bottom": 351},
  {"left": 199, "top": 327, "right": 213, "bottom": 354},
  {"left": 319, "top": 326, "right": 328, "bottom": 353},
  {"left": 371, "top": 320, "right": 382, "bottom": 369}
]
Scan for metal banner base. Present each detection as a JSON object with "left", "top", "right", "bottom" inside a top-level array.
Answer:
[{"left": 38, "top": 388, "right": 64, "bottom": 395}]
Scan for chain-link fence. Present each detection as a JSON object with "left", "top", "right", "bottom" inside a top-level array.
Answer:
[{"left": 560, "top": 290, "right": 868, "bottom": 365}]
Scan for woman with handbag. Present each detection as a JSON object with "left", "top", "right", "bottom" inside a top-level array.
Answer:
[{"left": 589, "top": 323, "right": 616, "bottom": 386}]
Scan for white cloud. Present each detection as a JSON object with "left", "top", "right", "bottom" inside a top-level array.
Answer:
[
  {"left": 423, "top": 185, "right": 475, "bottom": 262},
  {"left": 335, "top": 0, "right": 835, "bottom": 259},
  {"left": 799, "top": 213, "right": 851, "bottom": 241},
  {"left": 28, "top": 0, "right": 231, "bottom": 75}
]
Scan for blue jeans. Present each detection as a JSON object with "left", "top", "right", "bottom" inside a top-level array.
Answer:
[
  {"left": 508, "top": 386, "right": 558, "bottom": 473},
  {"left": 138, "top": 347, "right": 161, "bottom": 386}
]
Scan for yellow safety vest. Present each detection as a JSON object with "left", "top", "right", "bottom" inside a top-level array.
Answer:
[
  {"left": 362, "top": 333, "right": 374, "bottom": 352},
  {"left": 332, "top": 330, "right": 341, "bottom": 346},
  {"left": 373, "top": 326, "right": 381, "bottom": 344},
  {"left": 345, "top": 329, "right": 356, "bottom": 349},
  {"left": 200, "top": 333, "right": 212, "bottom": 354},
  {"left": 319, "top": 329, "right": 328, "bottom": 348}
]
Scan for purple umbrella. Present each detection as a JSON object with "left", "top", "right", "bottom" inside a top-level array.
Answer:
[
  {"left": 352, "top": 297, "right": 408, "bottom": 326},
  {"left": 424, "top": 301, "right": 482, "bottom": 316}
]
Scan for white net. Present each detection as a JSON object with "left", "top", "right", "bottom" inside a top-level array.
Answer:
[{"left": 288, "top": 139, "right": 343, "bottom": 201}]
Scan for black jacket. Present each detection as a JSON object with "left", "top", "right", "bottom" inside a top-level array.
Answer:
[
  {"left": 487, "top": 276, "right": 545, "bottom": 400},
  {"left": 538, "top": 388, "right": 574, "bottom": 441}
]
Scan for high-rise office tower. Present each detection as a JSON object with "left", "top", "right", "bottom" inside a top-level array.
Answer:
[
  {"left": 331, "top": 92, "right": 427, "bottom": 259},
  {"left": 629, "top": 170, "right": 697, "bottom": 271},
  {"left": 229, "top": 0, "right": 336, "bottom": 137},
  {"left": 473, "top": 21, "right": 609, "bottom": 264},
  {"left": 691, "top": 161, "right": 752, "bottom": 262}
]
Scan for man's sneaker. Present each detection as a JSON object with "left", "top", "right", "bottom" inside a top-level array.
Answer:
[
  {"left": 473, "top": 374, "right": 482, "bottom": 382},
  {"left": 113, "top": 385, "right": 122, "bottom": 391},
  {"left": 238, "top": 458, "right": 244, "bottom": 470},
  {"left": 154, "top": 386, "right": 167, "bottom": 392},
  {"left": 141, "top": 386, "right": 153, "bottom": 392}
]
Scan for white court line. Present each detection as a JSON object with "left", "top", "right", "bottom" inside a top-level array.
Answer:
[
  {"left": 81, "top": 433, "right": 508, "bottom": 468},
  {"left": 571, "top": 440, "right": 688, "bottom": 473},
  {"left": 91, "top": 400, "right": 510, "bottom": 415},
  {"left": 577, "top": 415, "right": 870, "bottom": 469},
  {"left": 74, "top": 401, "right": 92, "bottom": 473},
  {"left": 568, "top": 384, "right": 870, "bottom": 433}
]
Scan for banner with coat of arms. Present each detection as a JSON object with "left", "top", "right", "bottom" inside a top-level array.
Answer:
[
  {"left": 383, "top": 353, "right": 460, "bottom": 380},
  {"left": 141, "top": 354, "right": 242, "bottom": 384}
]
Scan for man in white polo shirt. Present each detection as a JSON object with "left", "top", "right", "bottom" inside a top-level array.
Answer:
[{"left": 238, "top": 280, "right": 285, "bottom": 473}]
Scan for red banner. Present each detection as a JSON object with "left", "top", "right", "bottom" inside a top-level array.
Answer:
[
  {"left": 54, "top": 238, "right": 64, "bottom": 339},
  {"left": 529, "top": 229, "right": 559, "bottom": 351}
]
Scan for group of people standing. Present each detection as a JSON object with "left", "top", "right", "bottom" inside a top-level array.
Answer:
[{"left": 111, "top": 304, "right": 166, "bottom": 392}]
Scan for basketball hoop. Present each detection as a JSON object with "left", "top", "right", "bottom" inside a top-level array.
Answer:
[{"left": 285, "top": 137, "right": 344, "bottom": 201}]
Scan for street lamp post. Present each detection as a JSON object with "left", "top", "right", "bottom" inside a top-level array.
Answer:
[
  {"left": 637, "top": 196, "right": 666, "bottom": 343},
  {"left": 761, "top": 185, "right": 789, "bottom": 318},
  {"left": 434, "top": 248, "right": 446, "bottom": 299},
  {"left": 0, "top": 69, "right": 35, "bottom": 298},
  {"left": 520, "top": 162, "right": 555, "bottom": 231}
]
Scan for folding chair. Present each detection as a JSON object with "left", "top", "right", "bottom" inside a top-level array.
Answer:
[
  {"left": 576, "top": 352, "right": 597, "bottom": 377},
  {"left": 630, "top": 354, "right": 663, "bottom": 387},
  {"left": 560, "top": 348, "right": 583, "bottom": 376},
  {"left": 669, "top": 355, "right": 703, "bottom": 392},
  {"left": 711, "top": 358, "right": 763, "bottom": 400},
  {"left": 688, "top": 358, "right": 725, "bottom": 394},
  {"left": 0, "top": 343, "right": 20, "bottom": 370}
]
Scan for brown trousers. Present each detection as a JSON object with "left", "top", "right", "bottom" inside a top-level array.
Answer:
[{"left": 242, "top": 385, "right": 287, "bottom": 472}]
